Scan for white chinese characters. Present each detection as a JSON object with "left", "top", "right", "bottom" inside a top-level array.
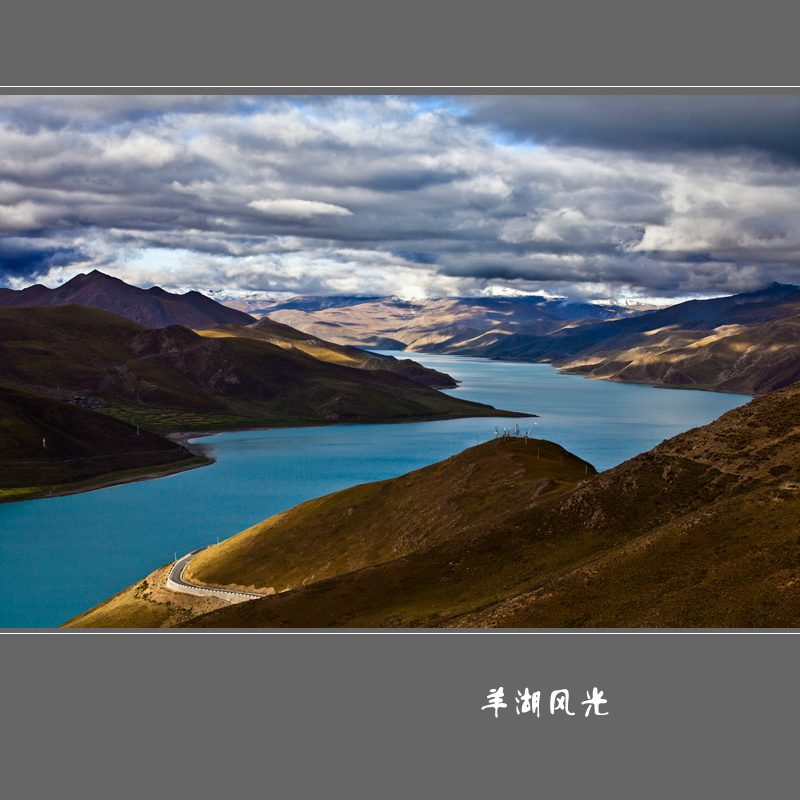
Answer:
[
  {"left": 516, "top": 688, "right": 541, "bottom": 716},
  {"left": 550, "top": 689, "right": 574, "bottom": 716},
  {"left": 482, "top": 687, "right": 608, "bottom": 717},
  {"left": 481, "top": 687, "right": 508, "bottom": 718},
  {"left": 581, "top": 687, "right": 608, "bottom": 716}
]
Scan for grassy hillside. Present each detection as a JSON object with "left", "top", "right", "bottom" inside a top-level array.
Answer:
[
  {"left": 0, "top": 305, "right": 527, "bottom": 434},
  {"left": 182, "top": 381, "right": 800, "bottom": 628},
  {"left": 72, "top": 378, "right": 800, "bottom": 628},
  {"left": 195, "top": 317, "right": 458, "bottom": 388},
  {"left": 64, "top": 437, "right": 592, "bottom": 627},
  {"left": 184, "top": 437, "right": 591, "bottom": 595},
  {"left": 0, "top": 386, "right": 208, "bottom": 501}
]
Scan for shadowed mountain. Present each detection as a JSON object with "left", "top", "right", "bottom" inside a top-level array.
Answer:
[
  {"left": 0, "top": 385, "right": 208, "bottom": 502},
  {"left": 0, "top": 269, "right": 256, "bottom": 329},
  {"left": 0, "top": 305, "right": 527, "bottom": 434},
  {"left": 534, "top": 284, "right": 800, "bottom": 395},
  {"left": 0, "top": 272, "right": 460, "bottom": 388},
  {"left": 68, "top": 377, "right": 800, "bottom": 628},
  {"left": 471, "top": 283, "right": 800, "bottom": 364},
  {"left": 558, "top": 312, "right": 800, "bottom": 395},
  {"left": 195, "top": 317, "right": 458, "bottom": 388}
]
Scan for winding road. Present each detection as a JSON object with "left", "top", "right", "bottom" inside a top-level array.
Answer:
[{"left": 168, "top": 547, "right": 264, "bottom": 599}]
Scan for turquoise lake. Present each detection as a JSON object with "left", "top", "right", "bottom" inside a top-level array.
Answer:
[{"left": 0, "top": 352, "right": 749, "bottom": 628}]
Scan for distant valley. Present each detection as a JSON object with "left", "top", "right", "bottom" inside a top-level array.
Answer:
[
  {"left": 254, "top": 294, "right": 645, "bottom": 350},
  {"left": 252, "top": 284, "right": 800, "bottom": 395}
]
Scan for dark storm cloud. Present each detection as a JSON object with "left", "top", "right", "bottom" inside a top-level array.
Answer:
[
  {"left": 360, "top": 169, "right": 466, "bottom": 192},
  {"left": 437, "top": 248, "right": 800, "bottom": 299},
  {"left": 394, "top": 250, "right": 439, "bottom": 264},
  {"left": 0, "top": 238, "right": 86, "bottom": 280},
  {"left": 458, "top": 95, "right": 800, "bottom": 160},
  {"left": 0, "top": 95, "right": 257, "bottom": 132}
]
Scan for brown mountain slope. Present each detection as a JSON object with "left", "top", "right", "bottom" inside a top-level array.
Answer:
[
  {"left": 183, "top": 437, "right": 591, "bottom": 595},
  {"left": 64, "top": 437, "right": 593, "bottom": 628},
  {"left": 0, "top": 386, "right": 208, "bottom": 502},
  {"left": 457, "top": 282, "right": 800, "bottom": 363},
  {"left": 558, "top": 313, "right": 800, "bottom": 395},
  {"left": 178, "top": 380, "right": 800, "bottom": 628},
  {"left": 262, "top": 295, "right": 635, "bottom": 350},
  {"left": 195, "top": 317, "right": 457, "bottom": 388},
  {"left": 260, "top": 286, "right": 800, "bottom": 395},
  {"left": 0, "top": 269, "right": 255, "bottom": 328},
  {"left": 429, "top": 284, "right": 800, "bottom": 396},
  {"left": 0, "top": 305, "right": 526, "bottom": 434}
]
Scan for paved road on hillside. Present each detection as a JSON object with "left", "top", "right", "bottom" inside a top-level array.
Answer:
[{"left": 169, "top": 548, "right": 264, "bottom": 599}]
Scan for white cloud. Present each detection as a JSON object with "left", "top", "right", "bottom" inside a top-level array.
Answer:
[
  {"left": 99, "top": 133, "right": 179, "bottom": 168},
  {"left": 247, "top": 199, "right": 353, "bottom": 219}
]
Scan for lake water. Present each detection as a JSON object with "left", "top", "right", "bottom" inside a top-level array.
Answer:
[{"left": 0, "top": 352, "right": 749, "bottom": 628}]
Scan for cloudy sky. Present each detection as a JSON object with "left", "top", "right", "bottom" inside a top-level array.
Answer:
[{"left": 0, "top": 93, "right": 798, "bottom": 303}]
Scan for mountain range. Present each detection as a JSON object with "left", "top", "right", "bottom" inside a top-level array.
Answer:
[
  {"left": 66, "top": 376, "right": 800, "bottom": 628},
  {"left": 554, "top": 285, "right": 800, "bottom": 395},
  {"left": 255, "top": 294, "right": 643, "bottom": 350},
  {"left": 11, "top": 271, "right": 800, "bottom": 396},
  {"left": 256, "top": 284, "right": 800, "bottom": 395},
  {"left": 0, "top": 304, "right": 524, "bottom": 436},
  {"left": 5, "top": 270, "right": 797, "bottom": 626},
  {"left": 0, "top": 273, "right": 529, "bottom": 500},
  {"left": 0, "top": 269, "right": 256, "bottom": 328}
]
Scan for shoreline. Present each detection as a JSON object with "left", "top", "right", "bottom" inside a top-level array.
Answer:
[
  {"left": 1, "top": 347, "right": 751, "bottom": 508},
  {"left": 164, "top": 406, "right": 537, "bottom": 447},
  {"left": 400, "top": 347, "right": 757, "bottom": 397},
  {"left": 0, "top": 455, "right": 213, "bottom": 506},
  {"left": 2, "top": 406, "right": 534, "bottom": 506},
  {"left": 554, "top": 367, "right": 755, "bottom": 396}
]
